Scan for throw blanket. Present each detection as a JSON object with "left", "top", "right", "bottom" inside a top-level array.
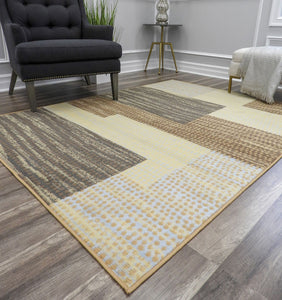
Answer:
[{"left": 240, "top": 46, "right": 282, "bottom": 104}]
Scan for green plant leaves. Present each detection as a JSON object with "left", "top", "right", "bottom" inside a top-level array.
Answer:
[{"left": 85, "top": 0, "right": 117, "bottom": 27}]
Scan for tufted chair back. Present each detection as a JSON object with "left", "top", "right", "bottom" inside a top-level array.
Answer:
[{"left": 6, "top": 0, "right": 82, "bottom": 41}]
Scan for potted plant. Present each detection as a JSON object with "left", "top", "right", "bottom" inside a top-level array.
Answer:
[{"left": 85, "top": 0, "right": 119, "bottom": 41}]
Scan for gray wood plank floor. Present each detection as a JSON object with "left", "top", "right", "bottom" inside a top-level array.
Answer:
[{"left": 0, "top": 70, "right": 281, "bottom": 300}]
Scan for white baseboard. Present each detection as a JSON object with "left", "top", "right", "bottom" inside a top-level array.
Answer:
[
  {"left": 120, "top": 50, "right": 231, "bottom": 80},
  {"left": 122, "top": 59, "right": 146, "bottom": 74},
  {"left": 0, "top": 74, "right": 81, "bottom": 92},
  {"left": 165, "top": 59, "right": 230, "bottom": 80},
  {"left": 96, "top": 58, "right": 158, "bottom": 84}
]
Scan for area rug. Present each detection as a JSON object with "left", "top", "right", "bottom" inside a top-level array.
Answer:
[{"left": 0, "top": 80, "right": 281, "bottom": 293}]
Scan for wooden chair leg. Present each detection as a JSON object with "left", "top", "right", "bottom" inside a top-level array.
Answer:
[
  {"left": 9, "top": 70, "right": 17, "bottom": 95},
  {"left": 25, "top": 81, "right": 37, "bottom": 112},
  {"left": 228, "top": 76, "right": 233, "bottom": 93},
  {"left": 84, "top": 75, "right": 91, "bottom": 85},
  {"left": 110, "top": 73, "right": 118, "bottom": 101}
]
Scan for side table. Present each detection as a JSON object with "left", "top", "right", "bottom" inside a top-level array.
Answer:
[{"left": 144, "top": 24, "right": 182, "bottom": 75}]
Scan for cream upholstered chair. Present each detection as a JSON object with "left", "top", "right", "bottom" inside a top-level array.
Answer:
[
  {"left": 228, "top": 46, "right": 282, "bottom": 94},
  {"left": 228, "top": 47, "right": 250, "bottom": 93}
]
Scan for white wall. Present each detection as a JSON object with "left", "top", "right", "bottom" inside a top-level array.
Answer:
[{"left": 0, "top": 0, "right": 281, "bottom": 90}]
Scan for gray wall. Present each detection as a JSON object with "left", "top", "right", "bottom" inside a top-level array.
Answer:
[
  {"left": 114, "top": 0, "right": 157, "bottom": 73},
  {"left": 0, "top": 0, "right": 281, "bottom": 91},
  {"left": 170, "top": 0, "right": 259, "bottom": 53},
  {"left": 165, "top": 0, "right": 282, "bottom": 77}
]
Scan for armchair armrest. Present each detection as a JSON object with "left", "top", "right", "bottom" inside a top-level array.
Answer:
[
  {"left": 82, "top": 24, "right": 113, "bottom": 41},
  {"left": 2, "top": 23, "right": 27, "bottom": 65},
  {"left": 5, "top": 23, "right": 27, "bottom": 45}
]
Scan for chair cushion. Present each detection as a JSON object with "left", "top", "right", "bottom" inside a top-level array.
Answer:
[
  {"left": 15, "top": 39, "right": 122, "bottom": 64},
  {"left": 17, "top": 60, "right": 121, "bottom": 81}
]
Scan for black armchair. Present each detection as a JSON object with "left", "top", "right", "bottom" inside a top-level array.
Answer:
[{"left": 0, "top": 0, "right": 122, "bottom": 112}]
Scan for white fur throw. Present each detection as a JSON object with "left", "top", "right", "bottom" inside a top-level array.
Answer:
[{"left": 240, "top": 46, "right": 282, "bottom": 104}]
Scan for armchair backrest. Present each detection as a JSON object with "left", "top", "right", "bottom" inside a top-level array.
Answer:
[{"left": 5, "top": 0, "right": 84, "bottom": 41}]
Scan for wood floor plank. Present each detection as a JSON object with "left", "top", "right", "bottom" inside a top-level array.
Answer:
[
  {"left": 0, "top": 229, "right": 80, "bottom": 297},
  {"left": 63, "top": 271, "right": 120, "bottom": 300},
  {"left": 0, "top": 213, "right": 61, "bottom": 263},
  {"left": 219, "top": 196, "right": 282, "bottom": 300},
  {"left": 0, "top": 166, "right": 8, "bottom": 179},
  {"left": 0, "top": 164, "right": 35, "bottom": 212},
  {"left": 0, "top": 200, "right": 47, "bottom": 238},
  {"left": 0, "top": 172, "right": 25, "bottom": 196},
  {"left": 0, "top": 185, "right": 34, "bottom": 213},
  {"left": 192, "top": 195, "right": 282, "bottom": 300},
  {"left": 3, "top": 249, "right": 107, "bottom": 300},
  {"left": 188, "top": 159, "right": 282, "bottom": 264},
  {"left": 191, "top": 269, "right": 267, "bottom": 300}
]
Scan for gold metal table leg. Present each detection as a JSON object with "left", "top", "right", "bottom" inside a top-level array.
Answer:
[
  {"left": 161, "top": 43, "right": 164, "bottom": 70},
  {"left": 168, "top": 42, "right": 178, "bottom": 73},
  {"left": 158, "top": 43, "right": 162, "bottom": 75},
  {"left": 144, "top": 42, "right": 155, "bottom": 72},
  {"left": 158, "top": 26, "right": 164, "bottom": 75},
  {"left": 144, "top": 25, "right": 179, "bottom": 74}
]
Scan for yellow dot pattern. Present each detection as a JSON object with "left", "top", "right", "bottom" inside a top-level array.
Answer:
[{"left": 51, "top": 151, "right": 262, "bottom": 288}]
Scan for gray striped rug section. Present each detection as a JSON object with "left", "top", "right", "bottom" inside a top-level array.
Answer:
[
  {"left": 112, "top": 87, "right": 225, "bottom": 123},
  {"left": 0, "top": 109, "right": 145, "bottom": 204}
]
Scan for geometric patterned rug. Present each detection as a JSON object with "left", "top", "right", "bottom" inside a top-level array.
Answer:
[{"left": 0, "top": 80, "right": 281, "bottom": 293}]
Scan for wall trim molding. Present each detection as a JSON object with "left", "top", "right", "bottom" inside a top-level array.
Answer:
[
  {"left": 123, "top": 49, "right": 150, "bottom": 55},
  {"left": 166, "top": 58, "right": 229, "bottom": 80},
  {"left": 269, "top": 0, "right": 282, "bottom": 27},
  {"left": 96, "top": 57, "right": 158, "bottom": 84},
  {"left": 173, "top": 49, "right": 232, "bottom": 60},
  {"left": 122, "top": 58, "right": 154, "bottom": 73},
  {"left": 266, "top": 35, "right": 282, "bottom": 46},
  {"left": 121, "top": 49, "right": 233, "bottom": 77},
  {"left": 0, "top": 73, "right": 11, "bottom": 79},
  {"left": 0, "top": 74, "right": 81, "bottom": 93}
]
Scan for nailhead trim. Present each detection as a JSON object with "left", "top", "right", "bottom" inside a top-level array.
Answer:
[{"left": 23, "top": 71, "right": 119, "bottom": 82}]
